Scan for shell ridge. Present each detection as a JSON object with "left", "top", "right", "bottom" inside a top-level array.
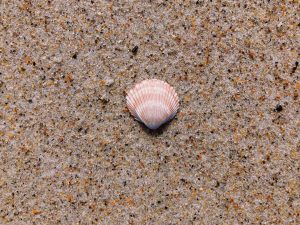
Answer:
[{"left": 133, "top": 84, "right": 144, "bottom": 121}]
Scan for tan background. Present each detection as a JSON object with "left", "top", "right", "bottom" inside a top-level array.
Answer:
[{"left": 1, "top": 0, "right": 300, "bottom": 224}]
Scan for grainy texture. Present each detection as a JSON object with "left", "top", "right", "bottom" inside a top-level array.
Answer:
[{"left": 1, "top": 0, "right": 300, "bottom": 224}]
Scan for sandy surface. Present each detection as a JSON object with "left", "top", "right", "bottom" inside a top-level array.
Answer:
[{"left": 1, "top": 0, "right": 300, "bottom": 224}]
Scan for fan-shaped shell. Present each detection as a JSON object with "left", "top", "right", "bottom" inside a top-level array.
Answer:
[{"left": 126, "top": 79, "right": 179, "bottom": 129}]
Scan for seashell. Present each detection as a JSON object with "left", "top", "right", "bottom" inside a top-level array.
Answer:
[{"left": 126, "top": 79, "right": 179, "bottom": 129}]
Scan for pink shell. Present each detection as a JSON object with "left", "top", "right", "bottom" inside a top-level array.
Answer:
[{"left": 126, "top": 79, "right": 179, "bottom": 129}]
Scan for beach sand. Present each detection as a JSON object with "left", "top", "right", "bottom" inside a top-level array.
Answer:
[{"left": 1, "top": 1, "right": 300, "bottom": 224}]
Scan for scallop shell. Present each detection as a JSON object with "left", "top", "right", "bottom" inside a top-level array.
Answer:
[{"left": 126, "top": 79, "right": 179, "bottom": 129}]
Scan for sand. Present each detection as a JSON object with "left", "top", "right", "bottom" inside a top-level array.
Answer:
[{"left": 1, "top": 0, "right": 300, "bottom": 224}]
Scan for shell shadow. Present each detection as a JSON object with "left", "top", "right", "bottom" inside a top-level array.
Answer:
[{"left": 138, "top": 117, "right": 176, "bottom": 136}]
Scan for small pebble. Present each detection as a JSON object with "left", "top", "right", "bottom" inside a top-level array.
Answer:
[
  {"left": 275, "top": 104, "right": 283, "bottom": 112},
  {"left": 53, "top": 56, "right": 62, "bottom": 63},
  {"left": 131, "top": 46, "right": 139, "bottom": 55},
  {"left": 100, "top": 93, "right": 109, "bottom": 103},
  {"left": 103, "top": 76, "right": 114, "bottom": 86}
]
